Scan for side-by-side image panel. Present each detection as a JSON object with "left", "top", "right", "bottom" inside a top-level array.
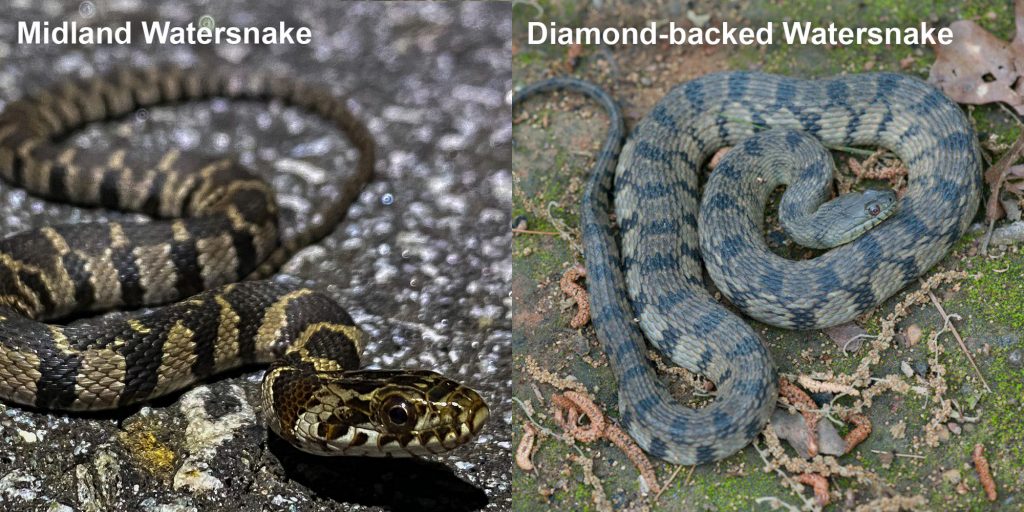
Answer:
[
  {"left": 0, "top": 2, "right": 510, "bottom": 511},
  {"left": 513, "top": 1, "right": 1017, "bottom": 510}
]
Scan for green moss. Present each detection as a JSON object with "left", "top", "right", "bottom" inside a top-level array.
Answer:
[
  {"left": 961, "top": 255, "right": 1024, "bottom": 331},
  {"left": 976, "top": 350, "right": 1024, "bottom": 459},
  {"left": 972, "top": 105, "right": 1021, "bottom": 145},
  {"left": 671, "top": 455, "right": 787, "bottom": 510}
]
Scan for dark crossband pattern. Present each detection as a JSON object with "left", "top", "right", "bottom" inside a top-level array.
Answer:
[
  {"left": 514, "top": 73, "right": 980, "bottom": 465},
  {"left": 0, "top": 66, "right": 487, "bottom": 457}
]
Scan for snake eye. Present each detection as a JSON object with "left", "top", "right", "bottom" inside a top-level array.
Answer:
[
  {"left": 867, "top": 203, "right": 881, "bottom": 216},
  {"left": 381, "top": 396, "right": 416, "bottom": 430},
  {"left": 388, "top": 405, "right": 409, "bottom": 425}
]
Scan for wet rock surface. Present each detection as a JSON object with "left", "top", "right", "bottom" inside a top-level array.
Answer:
[{"left": 0, "top": 1, "right": 511, "bottom": 511}]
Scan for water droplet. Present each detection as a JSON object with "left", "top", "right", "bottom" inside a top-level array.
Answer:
[
  {"left": 381, "top": 193, "right": 394, "bottom": 205},
  {"left": 79, "top": 1, "right": 95, "bottom": 18},
  {"left": 198, "top": 15, "right": 216, "bottom": 30}
]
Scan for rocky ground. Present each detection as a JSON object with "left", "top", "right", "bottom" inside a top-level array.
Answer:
[
  {"left": 513, "top": 0, "right": 1023, "bottom": 510},
  {"left": 0, "top": 1, "right": 511, "bottom": 511}
]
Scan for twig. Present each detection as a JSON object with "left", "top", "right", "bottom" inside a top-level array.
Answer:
[
  {"left": 981, "top": 217, "right": 998, "bottom": 255},
  {"left": 842, "top": 333, "right": 878, "bottom": 355},
  {"left": 753, "top": 497, "right": 801, "bottom": 512},
  {"left": 869, "top": 449, "right": 925, "bottom": 459},
  {"left": 921, "top": 280, "right": 991, "bottom": 392},
  {"left": 982, "top": 131, "right": 1024, "bottom": 254},
  {"left": 653, "top": 465, "right": 684, "bottom": 502},
  {"left": 513, "top": 228, "right": 561, "bottom": 236},
  {"left": 827, "top": 144, "right": 879, "bottom": 156},
  {"left": 546, "top": 201, "right": 583, "bottom": 256},
  {"left": 511, "top": 0, "right": 544, "bottom": 16},
  {"left": 683, "top": 465, "right": 696, "bottom": 486},
  {"left": 753, "top": 440, "right": 822, "bottom": 511}
]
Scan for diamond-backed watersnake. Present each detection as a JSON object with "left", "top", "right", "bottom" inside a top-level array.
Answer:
[
  {"left": 0, "top": 66, "right": 488, "bottom": 457},
  {"left": 513, "top": 73, "right": 980, "bottom": 464}
]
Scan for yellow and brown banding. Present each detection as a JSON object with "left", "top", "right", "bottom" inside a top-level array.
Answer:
[{"left": 0, "top": 65, "right": 488, "bottom": 457}]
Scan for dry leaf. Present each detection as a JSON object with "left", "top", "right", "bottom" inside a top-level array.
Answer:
[
  {"left": 929, "top": 0, "right": 1024, "bottom": 113},
  {"left": 770, "top": 409, "right": 846, "bottom": 458},
  {"left": 823, "top": 322, "right": 868, "bottom": 352},
  {"left": 929, "top": 22, "right": 1024, "bottom": 112}
]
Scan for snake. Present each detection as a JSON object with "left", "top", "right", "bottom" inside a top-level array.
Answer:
[
  {"left": 513, "top": 72, "right": 980, "bottom": 465},
  {"left": 0, "top": 65, "right": 488, "bottom": 457}
]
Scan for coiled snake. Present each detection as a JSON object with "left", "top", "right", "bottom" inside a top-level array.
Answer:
[
  {"left": 0, "top": 66, "right": 488, "bottom": 457},
  {"left": 513, "top": 73, "right": 980, "bottom": 464}
]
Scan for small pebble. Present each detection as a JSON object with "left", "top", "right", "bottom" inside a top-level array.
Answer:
[
  {"left": 947, "top": 422, "right": 961, "bottom": 435},
  {"left": 905, "top": 324, "right": 923, "bottom": 346},
  {"left": 936, "top": 424, "right": 951, "bottom": 443},
  {"left": 942, "top": 469, "right": 962, "bottom": 485},
  {"left": 16, "top": 429, "right": 36, "bottom": 443},
  {"left": 900, "top": 361, "right": 914, "bottom": 379},
  {"left": 1008, "top": 349, "right": 1023, "bottom": 369}
]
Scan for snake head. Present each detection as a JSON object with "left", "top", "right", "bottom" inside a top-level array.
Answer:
[
  {"left": 860, "top": 188, "right": 897, "bottom": 219},
  {"left": 269, "top": 368, "right": 488, "bottom": 457},
  {"left": 803, "top": 188, "right": 898, "bottom": 248}
]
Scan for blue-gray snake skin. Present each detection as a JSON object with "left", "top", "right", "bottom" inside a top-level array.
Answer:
[{"left": 514, "top": 72, "right": 981, "bottom": 465}]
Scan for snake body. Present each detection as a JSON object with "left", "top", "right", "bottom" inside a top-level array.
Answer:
[
  {"left": 0, "top": 66, "right": 487, "bottom": 457},
  {"left": 514, "top": 72, "right": 980, "bottom": 464}
]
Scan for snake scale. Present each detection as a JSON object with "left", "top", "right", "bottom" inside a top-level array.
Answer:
[
  {"left": 514, "top": 72, "right": 980, "bottom": 464},
  {"left": 0, "top": 66, "right": 488, "bottom": 457}
]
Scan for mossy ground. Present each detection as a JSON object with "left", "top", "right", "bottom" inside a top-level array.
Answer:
[{"left": 513, "top": 1, "right": 1023, "bottom": 510}]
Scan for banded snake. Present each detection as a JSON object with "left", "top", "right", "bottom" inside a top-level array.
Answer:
[
  {"left": 513, "top": 73, "right": 980, "bottom": 464},
  {"left": 0, "top": 66, "right": 488, "bottom": 457}
]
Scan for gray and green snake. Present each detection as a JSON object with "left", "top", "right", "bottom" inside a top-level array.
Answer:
[
  {"left": 0, "top": 66, "right": 488, "bottom": 457},
  {"left": 514, "top": 72, "right": 980, "bottom": 464}
]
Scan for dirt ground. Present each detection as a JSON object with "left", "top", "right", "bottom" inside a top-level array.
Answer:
[{"left": 512, "top": 1, "right": 1023, "bottom": 510}]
